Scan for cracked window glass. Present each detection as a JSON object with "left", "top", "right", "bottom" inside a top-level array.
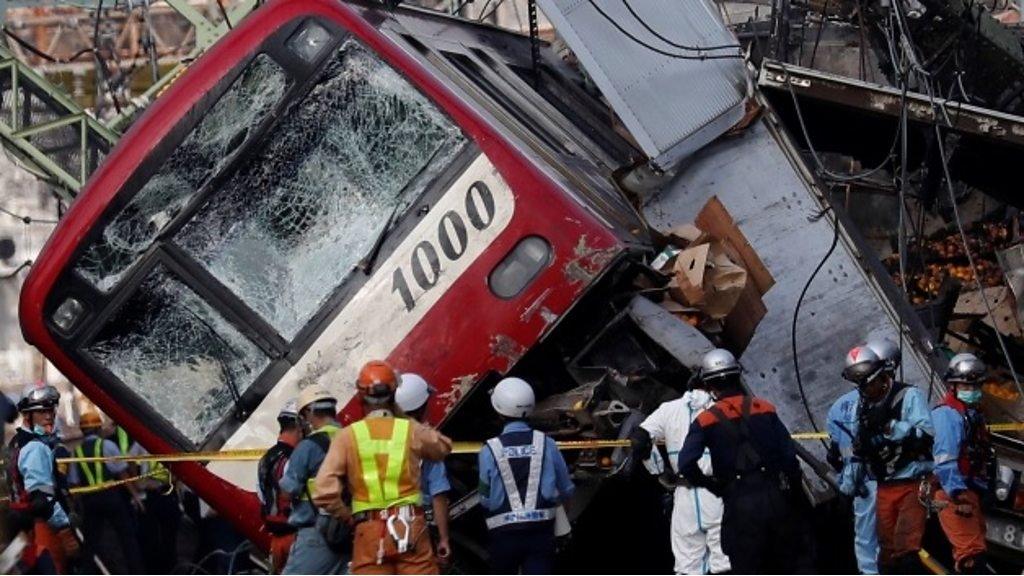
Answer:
[
  {"left": 76, "top": 54, "right": 288, "bottom": 291},
  {"left": 85, "top": 266, "right": 269, "bottom": 443},
  {"left": 176, "top": 38, "right": 465, "bottom": 339}
]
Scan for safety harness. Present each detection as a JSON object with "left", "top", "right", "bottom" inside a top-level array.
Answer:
[
  {"left": 939, "top": 392, "right": 995, "bottom": 490},
  {"left": 856, "top": 382, "right": 933, "bottom": 482},
  {"left": 257, "top": 441, "right": 295, "bottom": 534},
  {"left": 705, "top": 396, "right": 769, "bottom": 484},
  {"left": 5, "top": 429, "right": 39, "bottom": 513},
  {"left": 485, "top": 430, "right": 556, "bottom": 530}
]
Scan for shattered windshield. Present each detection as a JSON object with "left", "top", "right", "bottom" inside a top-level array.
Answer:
[
  {"left": 175, "top": 38, "right": 465, "bottom": 339},
  {"left": 85, "top": 266, "right": 270, "bottom": 443},
  {"left": 76, "top": 54, "right": 288, "bottom": 291}
]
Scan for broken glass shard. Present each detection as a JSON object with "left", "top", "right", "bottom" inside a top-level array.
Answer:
[
  {"left": 76, "top": 54, "right": 288, "bottom": 291},
  {"left": 176, "top": 38, "right": 465, "bottom": 339},
  {"left": 85, "top": 266, "right": 269, "bottom": 443}
]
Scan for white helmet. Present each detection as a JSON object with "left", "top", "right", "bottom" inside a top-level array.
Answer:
[
  {"left": 843, "top": 345, "right": 885, "bottom": 386},
  {"left": 946, "top": 353, "right": 986, "bottom": 384},
  {"left": 699, "top": 349, "right": 741, "bottom": 385},
  {"left": 491, "top": 377, "right": 535, "bottom": 418},
  {"left": 866, "top": 338, "right": 901, "bottom": 372},
  {"left": 396, "top": 373, "right": 433, "bottom": 413},
  {"left": 297, "top": 385, "right": 338, "bottom": 413}
]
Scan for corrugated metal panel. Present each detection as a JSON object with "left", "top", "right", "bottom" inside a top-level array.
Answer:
[
  {"left": 643, "top": 118, "right": 937, "bottom": 499},
  {"left": 538, "top": 0, "right": 746, "bottom": 169}
]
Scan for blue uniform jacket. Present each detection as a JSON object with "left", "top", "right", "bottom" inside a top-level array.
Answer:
[
  {"left": 876, "top": 385, "right": 934, "bottom": 481},
  {"left": 279, "top": 427, "right": 331, "bottom": 527},
  {"left": 828, "top": 389, "right": 869, "bottom": 496},
  {"left": 932, "top": 404, "right": 975, "bottom": 495},
  {"left": 477, "top": 421, "right": 574, "bottom": 512},
  {"left": 17, "top": 430, "right": 70, "bottom": 528}
]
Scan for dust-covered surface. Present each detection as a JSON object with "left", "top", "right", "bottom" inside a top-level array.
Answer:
[
  {"left": 176, "top": 39, "right": 464, "bottom": 339},
  {"left": 75, "top": 54, "right": 288, "bottom": 292},
  {"left": 85, "top": 265, "right": 269, "bottom": 443}
]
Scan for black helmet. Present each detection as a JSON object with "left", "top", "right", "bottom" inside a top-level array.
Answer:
[{"left": 17, "top": 384, "right": 60, "bottom": 413}]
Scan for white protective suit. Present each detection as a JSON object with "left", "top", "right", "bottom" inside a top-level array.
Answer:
[{"left": 640, "top": 389, "right": 730, "bottom": 575}]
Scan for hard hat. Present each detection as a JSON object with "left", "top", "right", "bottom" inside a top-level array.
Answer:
[
  {"left": 946, "top": 353, "right": 986, "bottom": 385},
  {"left": 490, "top": 377, "right": 535, "bottom": 418},
  {"left": 356, "top": 360, "right": 399, "bottom": 404},
  {"left": 396, "top": 373, "right": 432, "bottom": 413},
  {"left": 79, "top": 410, "right": 102, "bottom": 430},
  {"left": 297, "top": 385, "right": 337, "bottom": 413},
  {"left": 699, "top": 349, "right": 741, "bottom": 385},
  {"left": 277, "top": 399, "right": 299, "bottom": 424},
  {"left": 842, "top": 346, "right": 885, "bottom": 386},
  {"left": 17, "top": 384, "right": 60, "bottom": 413},
  {"left": 866, "top": 337, "right": 902, "bottom": 372}
]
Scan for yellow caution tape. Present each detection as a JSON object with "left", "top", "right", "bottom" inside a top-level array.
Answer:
[
  {"left": 918, "top": 548, "right": 948, "bottom": 575},
  {"left": 55, "top": 423, "right": 1024, "bottom": 466},
  {"left": 68, "top": 471, "right": 161, "bottom": 496}
]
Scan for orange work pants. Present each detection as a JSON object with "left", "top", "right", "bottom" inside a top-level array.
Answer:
[
  {"left": 351, "top": 514, "right": 437, "bottom": 575},
  {"left": 34, "top": 520, "right": 67, "bottom": 574},
  {"left": 934, "top": 489, "right": 987, "bottom": 570},
  {"left": 876, "top": 480, "right": 928, "bottom": 567},
  {"left": 269, "top": 532, "right": 296, "bottom": 574}
]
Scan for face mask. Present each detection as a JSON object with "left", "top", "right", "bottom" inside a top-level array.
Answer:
[{"left": 956, "top": 389, "right": 983, "bottom": 404}]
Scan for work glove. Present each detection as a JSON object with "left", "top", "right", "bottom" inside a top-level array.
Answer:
[{"left": 952, "top": 494, "right": 974, "bottom": 517}]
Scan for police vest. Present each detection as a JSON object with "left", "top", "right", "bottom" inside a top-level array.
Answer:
[
  {"left": 74, "top": 437, "right": 108, "bottom": 486},
  {"left": 301, "top": 423, "right": 340, "bottom": 502},
  {"left": 350, "top": 418, "right": 420, "bottom": 514},
  {"left": 485, "top": 429, "right": 557, "bottom": 531}
]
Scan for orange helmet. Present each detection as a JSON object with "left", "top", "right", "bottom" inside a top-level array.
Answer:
[
  {"left": 357, "top": 360, "right": 399, "bottom": 404},
  {"left": 79, "top": 410, "right": 102, "bottom": 431}
]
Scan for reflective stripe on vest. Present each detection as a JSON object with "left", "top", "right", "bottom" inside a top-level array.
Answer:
[
  {"left": 74, "top": 438, "right": 105, "bottom": 486},
  {"left": 485, "top": 430, "right": 553, "bottom": 530},
  {"left": 351, "top": 419, "right": 419, "bottom": 513},
  {"left": 117, "top": 427, "right": 130, "bottom": 455},
  {"left": 302, "top": 424, "right": 341, "bottom": 501}
]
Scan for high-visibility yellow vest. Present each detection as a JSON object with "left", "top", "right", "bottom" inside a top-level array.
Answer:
[
  {"left": 351, "top": 418, "right": 420, "bottom": 514},
  {"left": 74, "top": 438, "right": 105, "bottom": 486},
  {"left": 303, "top": 424, "right": 341, "bottom": 500},
  {"left": 118, "top": 426, "right": 171, "bottom": 485}
]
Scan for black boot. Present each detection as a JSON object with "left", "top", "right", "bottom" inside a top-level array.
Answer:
[{"left": 957, "top": 554, "right": 988, "bottom": 575}]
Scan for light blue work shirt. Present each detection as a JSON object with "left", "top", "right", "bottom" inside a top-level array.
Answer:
[
  {"left": 477, "top": 421, "right": 575, "bottom": 512},
  {"left": 66, "top": 434, "right": 128, "bottom": 487},
  {"left": 279, "top": 426, "right": 331, "bottom": 528},
  {"left": 932, "top": 404, "right": 976, "bottom": 495},
  {"left": 879, "top": 385, "right": 935, "bottom": 480},
  {"left": 827, "top": 389, "right": 879, "bottom": 574},
  {"left": 422, "top": 459, "right": 451, "bottom": 504},
  {"left": 17, "top": 429, "right": 70, "bottom": 528}
]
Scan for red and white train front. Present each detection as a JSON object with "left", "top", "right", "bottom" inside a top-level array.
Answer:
[{"left": 20, "top": 0, "right": 642, "bottom": 544}]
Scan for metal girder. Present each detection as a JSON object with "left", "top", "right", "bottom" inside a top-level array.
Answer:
[
  {"left": 759, "top": 60, "right": 1024, "bottom": 149},
  {"left": 0, "top": 44, "right": 118, "bottom": 199}
]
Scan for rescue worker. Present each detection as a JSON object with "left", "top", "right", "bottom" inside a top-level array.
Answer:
[
  {"left": 257, "top": 400, "right": 302, "bottom": 574},
  {"left": 314, "top": 360, "right": 452, "bottom": 575},
  {"left": 6, "top": 384, "right": 79, "bottom": 574},
  {"left": 677, "top": 349, "right": 808, "bottom": 574},
  {"left": 477, "top": 377, "right": 575, "bottom": 575},
  {"left": 931, "top": 353, "right": 994, "bottom": 574},
  {"left": 842, "top": 345, "right": 934, "bottom": 574},
  {"left": 279, "top": 385, "right": 345, "bottom": 574},
  {"left": 68, "top": 410, "right": 146, "bottom": 574},
  {"left": 825, "top": 338, "right": 902, "bottom": 575},
  {"left": 395, "top": 373, "right": 453, "bottom": 566},
  {"left": 127, "top": 437, "right": 180, "bottom": 574},
  {"left": 630, "top": 378, "right": 730, "bottom": 574}
]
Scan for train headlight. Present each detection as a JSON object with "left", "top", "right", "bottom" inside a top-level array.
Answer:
[
  {"left": 52, "top": 297, "right": 85, "bottom": 333},
  {"left": 286, "top": 21, "right": 332, "bottom": 63},
  {"left": 489, "top": 236, "right": 552, "bottom": 299}
]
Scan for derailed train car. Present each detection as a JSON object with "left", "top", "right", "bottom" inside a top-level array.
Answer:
[{"left": 18, "top": 0, "right": 963, "bottom": 555}]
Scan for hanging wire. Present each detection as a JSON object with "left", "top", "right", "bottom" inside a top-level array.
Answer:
[
  {"left": 0, "top": 206, "right": 58, "bottom": 225},
  {"left": 618, "top": 0, "right": 741, "bottom": 52},
  {"left": 585, "top": 0, "right": 744, "bottom": 60}
]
